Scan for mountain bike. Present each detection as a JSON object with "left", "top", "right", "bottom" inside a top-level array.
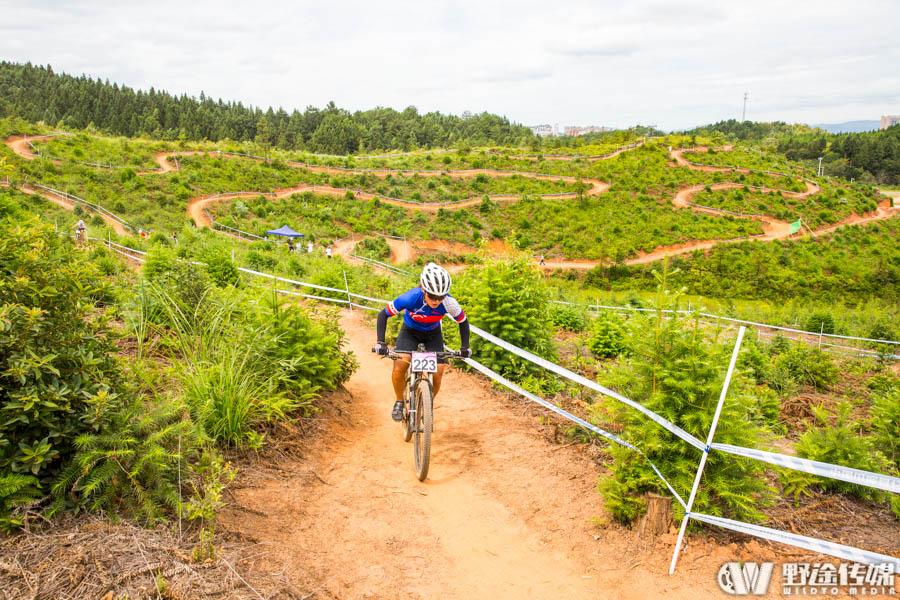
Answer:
[{"left": 375, "top": 344, "right": 462, "bottom": 481}]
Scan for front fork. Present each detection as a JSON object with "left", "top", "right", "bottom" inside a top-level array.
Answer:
[{"left": 406, "top": 373, "right": 434, "bottom": 432}]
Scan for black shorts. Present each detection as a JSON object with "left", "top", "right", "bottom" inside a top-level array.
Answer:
[{"left": 395, "top": 324, "right": 447, "bottom": 363}]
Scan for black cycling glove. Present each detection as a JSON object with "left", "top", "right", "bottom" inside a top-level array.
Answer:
[
  {"left": 374, "top": 342, "right": 389, "bottom": 356},
  {"left": 459, "top": 347, "right": 472, "bottom": 359}
]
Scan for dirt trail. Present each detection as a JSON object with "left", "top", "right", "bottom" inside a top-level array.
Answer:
[
  {"left": 8, "top": 135, "right": 897, "bottom": 269},
  {"left": 669, "top": 145, "right": 735, "bottom": 170},
  {"left": 493, "top": 142, "right": 643, "bottom": 162},
  {"left": 5, "top": 134, "right": 49, "bottom": 157},
  {"left": 18, "top": 183, "right": 130, "bottom": 236},
  {"left": 219, "top": 311, "right": 746, "bottom": 599}
]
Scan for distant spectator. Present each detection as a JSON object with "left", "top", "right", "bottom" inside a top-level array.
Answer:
[
  {"left": 308, "top": 241, "right": 314, "bottom": 254},
  {"left": 325, "top": 246, "right": 332, "bottom": 259},
  {"left": 539, "top": 254, "right": 545, "bottom": 266},
  {"left": 172, "top": 231, "right": 178, "bottom": 244},
  {"left": 288, "top": 239, "right": 295, "bottom": 252}
]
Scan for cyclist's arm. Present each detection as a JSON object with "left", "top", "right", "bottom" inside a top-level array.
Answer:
[
  {"left": 458, "top": 318, "right": 470, "bottom": 349},
  {"left": 376, "top": 308, "right": 391, "bottom": 343},
  {"left": 378, "top": 290, "right": 417, "bottom": 342}
]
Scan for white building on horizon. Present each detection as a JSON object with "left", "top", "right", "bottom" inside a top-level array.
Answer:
[{"left": 880, "top": 115, "right": 900, "bottom": 130}]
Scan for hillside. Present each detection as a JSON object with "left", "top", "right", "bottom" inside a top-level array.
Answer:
[{"left": 2, "top": 112, "right": 899, "bottom": 599}]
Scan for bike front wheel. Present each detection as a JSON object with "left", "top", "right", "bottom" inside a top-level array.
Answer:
[
  {"left": 401, "top": 392, "right": 413, "bottom": 443},
  {"left": 412, "top": 380, "right": 433, "bottom": 481}
]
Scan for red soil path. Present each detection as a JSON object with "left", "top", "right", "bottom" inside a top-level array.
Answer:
[
  {"left": 6, "top": 135, "right": 898, "bottom": 269},
  {"left": 497, "top": 142, "right": 643, "bottom": 162},
  {"left": 17, "top": 183, "right": 130, "bottom": 236}
]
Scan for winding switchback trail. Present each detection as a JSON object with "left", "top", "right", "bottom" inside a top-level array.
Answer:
[
  {"left": 18, "top": 183, "right": 130, "bottom": 236},
  {"left": 6, "top": 135, "right": 898, "bottom": 270},
  {"left": 217, "top": 310, "right": 741, "bottom": 599}
]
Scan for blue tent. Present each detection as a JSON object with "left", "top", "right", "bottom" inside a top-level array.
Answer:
[{"left": 265, "top": 225, "right": 304, "bottom": 238}]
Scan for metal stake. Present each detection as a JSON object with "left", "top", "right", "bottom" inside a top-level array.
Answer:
[{"left": 343, "top": 269, "right": 353, "bottom": 313}]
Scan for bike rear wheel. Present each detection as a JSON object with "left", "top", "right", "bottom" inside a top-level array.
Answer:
[{"left": 412, "top": 380, "right": 433, "bottom": 481}]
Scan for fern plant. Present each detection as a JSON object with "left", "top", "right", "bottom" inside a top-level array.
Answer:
[
  {"left": 51, "top": 395, "right": 195, "bottom": 522},
  {"left": 587, "top": 313, "right": 626, "bottom": 359},
  {"left": 870, "top": 389, "right": 899, "bottom": 467},
  {"left": 794, "top": 401, "right": 892, "bottom": 502},
  {"left": 452, "top": 252, "right": 556, "bottom": 380},
  {"left": 597, "top": 262, "right": 776, "bottom": 523},
  {"left": 0, "top": 473, "right": 41, "bottom": 532}
]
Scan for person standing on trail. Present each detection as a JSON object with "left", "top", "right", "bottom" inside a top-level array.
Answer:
[
  {"left": 539, "top": 253, "right": 545, "bottom": 266},
  {"left": 374, "top": 263, "right": 472, "bottom": 421},
  {"left": 172, "top": 232, "right": 178, "bottom": 244},
  {"left": 325, "top": 246, "right": 332, "bottom": 259}
]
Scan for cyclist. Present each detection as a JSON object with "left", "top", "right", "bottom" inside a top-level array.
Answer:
[
  {"left": 374, "top": 263, "right": 472, "bottom": 421},
  {"left": 74, "top": 219, "right": 87, "bottom": 245}
]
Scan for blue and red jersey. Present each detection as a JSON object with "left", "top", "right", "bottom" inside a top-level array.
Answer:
[{"left": 386, "top": 287, "right": 466, "bottom": 332}]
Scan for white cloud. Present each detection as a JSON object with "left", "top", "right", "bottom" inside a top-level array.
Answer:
[{"left": 0, "top": 0, "right": 898, "bottom": 130}]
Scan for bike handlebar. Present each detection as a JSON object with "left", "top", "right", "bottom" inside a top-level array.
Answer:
[{"left": 372, "top": 347, "right": 464, "bottom": 359}]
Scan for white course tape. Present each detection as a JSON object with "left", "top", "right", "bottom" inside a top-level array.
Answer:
[
  {"left": 690, "top": 512, "right": 900, "bottom": 572},
  {"left": 237, "top": 267, "right": 387, "bottom": 304},
  {"left": 712, "top": 444, "right": 900, "bottom": 494},
  {"left": 461, "top": 355, "right": 686, "bottom": 508},
  {"left": 468, "top": 324, "right": 706, "bottom": 452}
]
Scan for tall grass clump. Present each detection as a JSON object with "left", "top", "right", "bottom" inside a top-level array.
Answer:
[
  {"left": 144, "top": 275, "right": 357, "bottom": 448},
  {"left": 149, "top": 285, "right": 286, "bottom": 448}
]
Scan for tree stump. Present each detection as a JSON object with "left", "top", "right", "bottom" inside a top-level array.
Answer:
[{"left": 636, "top": 494, "right": 672, "bottom": 538}]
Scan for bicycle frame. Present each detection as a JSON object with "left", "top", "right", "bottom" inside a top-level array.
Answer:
[{"left": 378, "top": 343, "right": 461, "bottom": 480}]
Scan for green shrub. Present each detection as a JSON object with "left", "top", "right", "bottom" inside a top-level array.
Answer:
[
  {"left": 252, "top": 292, "right": 358, "bottom": 396},
  {"left": 204, "top": 248, "right": 239, "bottom": 287},
  {"left": 143, "top": 246, "right": 178, "bottom": 281},
  {"left": 149, "top": 231, "right": 171, "bottom": 246},
  {"left": 0, "top": 219, "right": 125, "bottom": 524},
  {"left": 245, "top": 249, "right": 278, "bottom": 271},
  {"left": 452, "top": 254, "right": 555, "bottom": 380},
  {"left": 94, "top": 253, "right": 122, "bottom": 276},
  {"left": 587, "top": 314, "right": 626, "bottom": 359},
  {"left": 0, "top": 474, "right": 40, "bottom": 531},
  {"left": 805, "top": 311, "right": 835, "bottom": 335},
  {"left": 737, "top": 339, "right": 771, "bottom": 385},
  {"left": 794, "top": 402, "right": 891, "bottom": 501},
  {"left": 356, "top": 236, "right": 391, "bottom": 260},
  {"left": 772, "top": 343, "right": 839, "bottom": 390},
  {"left": 870, "top": 389, "right": 899, "bottom": 466},
  {"left": 548, "top": 303, "right": 586, "bottom": 332}
]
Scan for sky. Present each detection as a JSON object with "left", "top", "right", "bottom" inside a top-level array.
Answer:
[{"left": 2, "top": 0, "right": 899, "bottom": 131}]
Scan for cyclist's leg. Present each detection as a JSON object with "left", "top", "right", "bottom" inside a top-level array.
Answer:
[
  {"left": 391, "top": 325, "right": 418, "bottom": 420},
  {"left": 391, "top": 359, "right": 409, "bottom": 401},
  {"left": 433, "top": 364, "right": 448, "bottom": 397}
]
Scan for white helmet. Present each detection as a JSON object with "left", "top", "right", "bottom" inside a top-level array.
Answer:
[{"left": 420, "top": 262, "right": 451, "bottom": 296}]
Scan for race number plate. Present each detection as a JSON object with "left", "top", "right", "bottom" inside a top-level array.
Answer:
[{"left": 410, "top": 352, "right": 438, "bottom": 373}]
